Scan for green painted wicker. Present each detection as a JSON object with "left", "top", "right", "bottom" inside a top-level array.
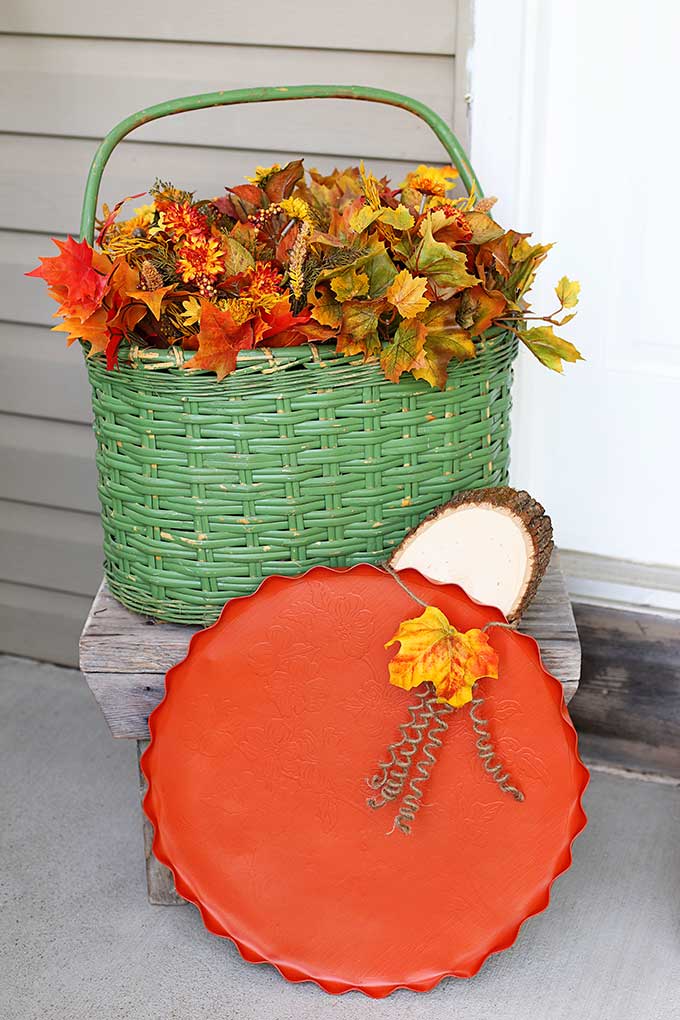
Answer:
[
  {"left": 80, "top": 85, "right": 517, "bottom": 623},
  {"left": 87, "top": 334, "right": 516, "bottom": 622}
]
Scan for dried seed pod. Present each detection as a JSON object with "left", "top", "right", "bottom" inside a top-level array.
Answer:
[
  {"left": 389, "top": 487, "right": 553, "bottom": 622},
  {"left": 140, "top": 260, "right": 164, "bottom": 291}
]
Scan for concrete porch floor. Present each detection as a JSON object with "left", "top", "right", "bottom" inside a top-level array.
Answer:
[{"left": 1, "top": 654, "right": 679, "bottom": 1020}]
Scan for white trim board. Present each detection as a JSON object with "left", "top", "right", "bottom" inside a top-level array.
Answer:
[{"left": 561, "top": 550, "right": 680, "bottom": 617}]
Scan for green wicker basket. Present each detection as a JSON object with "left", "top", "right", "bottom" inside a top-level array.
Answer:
[{"left": 80, "top": 86, "right": 518, "bottom": 624}]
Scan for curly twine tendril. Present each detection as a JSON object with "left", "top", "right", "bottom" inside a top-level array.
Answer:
[
  {"left": 366, "top": 689, "right": 434, "bottom": 808},
  {"left": 365, "top": 566, "right": 525, "bottom": 835},
  {"left": 469, "top": 695, "right": 524, "bottom": 801},
  {"left": 380, "top": 562, "right": 429, "bottom": 608},
  {"left": 390, "top": 698, "right": 454, "bottom": 834}
]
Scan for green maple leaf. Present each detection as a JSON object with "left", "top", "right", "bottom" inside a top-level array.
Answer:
[
  {"left": 336, "top": 299, "right": 383, "bottom": 358},
  {"left": 518, "top": 325, "right": 584, "bottom": 373},
  {"left": 380, "top": 318, "right": 427, "bottom": 382},
  {"left": 408, "top": 218, "right": 478, "bottom": 290}
]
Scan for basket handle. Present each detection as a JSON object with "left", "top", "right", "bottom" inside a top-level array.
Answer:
[{"left": 80, "top": 85, "right": 482, "bottom": 243}]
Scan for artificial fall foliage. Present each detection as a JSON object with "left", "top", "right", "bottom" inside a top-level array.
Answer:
[
  {"left": 385, "top": 605, "right": 499, "bottom": 707},
  {"left": 28, "top": 161, "right": 583, "bottom": 385}
]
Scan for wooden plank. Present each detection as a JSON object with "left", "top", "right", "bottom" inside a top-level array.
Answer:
[
  {"left": 0, "top": 412, "right": 99, "bottom": 512},
  {"left": 0, "top": 134, "right": 418, "bottom": 237},
  {"left": 0, "top": 499, "right": 102, "bottom": 596},
  {"left": 0, "top": 1, "right": 458, "bottom": 55},
  {"left": 0, "top": 37, "right": 456, "bottom": 162},
  {"left": 569, "top": 602, "right": 680, "bottom": 779},
  {"left": 80, "top": 553, "right": 581, "bottom": 739},
  {"left": 0, "top": 580, "right": 90, "bottom": 666},
  {"left": 577, "top": 731, "right": 680, "bottom": 782},
  {"left": 136, "top": 739, "right": 184, "bottom": 905},
  {"left": 0, "top": 323, "right": 92, "bottom": 423}
]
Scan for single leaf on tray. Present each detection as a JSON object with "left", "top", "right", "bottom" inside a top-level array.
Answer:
[{"left": 385, "top": 605, "right": 499, "bottom": 707}]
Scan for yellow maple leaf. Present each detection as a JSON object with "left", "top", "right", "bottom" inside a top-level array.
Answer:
[
  {"left": 386, "top": 269, "right": 431, "bottom": 318},
  {"left": 385, "top": 606, "right": 499, "bottom": 707},
  {"left": 330, "top": 265, "right": 370, "bottom": 302},
  {"left": 555, "top": 275, "right": 580, "bottom": 309}
]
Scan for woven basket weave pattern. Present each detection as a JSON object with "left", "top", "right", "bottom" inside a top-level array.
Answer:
[{"left": 87, "top": 334, "right": 517, "bottom": 624}]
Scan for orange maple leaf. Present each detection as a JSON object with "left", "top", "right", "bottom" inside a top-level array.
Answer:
[
  {"left": 385, "top": 605, "right": 499, "bottom": 707},
  {"left": 187, "top": 301, "right": 255, "bottom": 380},
  {"left": 26, "top": 237, "right": 112, "bottom": 320},
  {"left": 125, "top": 285, "right": 177, "bottom": 321},
  {"left": 52, "top": 306, "right": 110, "bottom": 354}
]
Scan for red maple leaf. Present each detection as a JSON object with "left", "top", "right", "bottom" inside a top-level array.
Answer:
[
  {"left": 26, "top": 236, "right": 112, "bottom": 320},
  {"left": 257, "top": 297, "right": 311, "bottom": 342},
  {"left": 187, "top": 302, "right": 255, "bottom": 380}
]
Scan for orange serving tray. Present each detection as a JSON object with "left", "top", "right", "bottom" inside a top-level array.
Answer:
[{"left": 142, "top": 564, "right": 588, "bottom": 996}]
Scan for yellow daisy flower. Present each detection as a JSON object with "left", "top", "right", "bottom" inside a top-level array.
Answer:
[
  {"left": 180, "top": 296, "right": 202, "bottom": 326},
  {"left": 246, "top": 164, "right": 281, "bottom": 185},
  {"left": 279, "top": 197, "right": 312, "bottom": 222}
]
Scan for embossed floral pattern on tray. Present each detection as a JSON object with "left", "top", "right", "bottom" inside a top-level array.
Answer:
[{"left": 142, "top": 564, "right": 588, "bottom": 997}]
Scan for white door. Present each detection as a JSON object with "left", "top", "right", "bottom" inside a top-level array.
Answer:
[{"left": 470, "top": 0, "right": 680, "bottom": 610}]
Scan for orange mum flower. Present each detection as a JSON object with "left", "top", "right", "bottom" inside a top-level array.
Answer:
[
  {"left": 401, "top": 164, "right": 459, "bottom": 197},
  {"left": 175, "top": 237, "right": 225, "bottom": 283},
  {"left": 430, "top": 202, "right": 474, "bottom": 242},
  {"left": 243, "top": 261, "right": 284, "bottom": 312},
  {"left": 157, "top": 200, "right": 210, "bottom": 239}
]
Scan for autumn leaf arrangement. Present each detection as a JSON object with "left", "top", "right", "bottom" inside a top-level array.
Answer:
[
  {"left": 29, "top": 160, "right": 583, "bottom": 385},
  {"left": 367, "top": 574, "right": 523, "bottom": 835}
]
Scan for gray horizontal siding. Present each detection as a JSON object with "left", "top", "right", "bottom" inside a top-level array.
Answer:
[
  {"left": 0, "top": 580, "right": 92, "bottom": 665},
  {"left": 0, "top": 500, "right": 102, "bottom": 595},
  {"left": 0, "top": 323, "right": 92, "bottom": 423},
  {"left": 1, "top": 229, "right": 68, "bottom": 324},
  {"left": 0, "top": 4, "right": 457, "bottom": 54},
  {"left": 0, "top": 134, "right": 417, "bottom": 237},
  {"left": 0, "top": 413, "right": 98, "bottom": 512},
  {"left": 0, "top": 5, "right": 467, "bottom": 664},
  {"left": 0, "top": 36, "right": 455, "bottom": 161}
]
